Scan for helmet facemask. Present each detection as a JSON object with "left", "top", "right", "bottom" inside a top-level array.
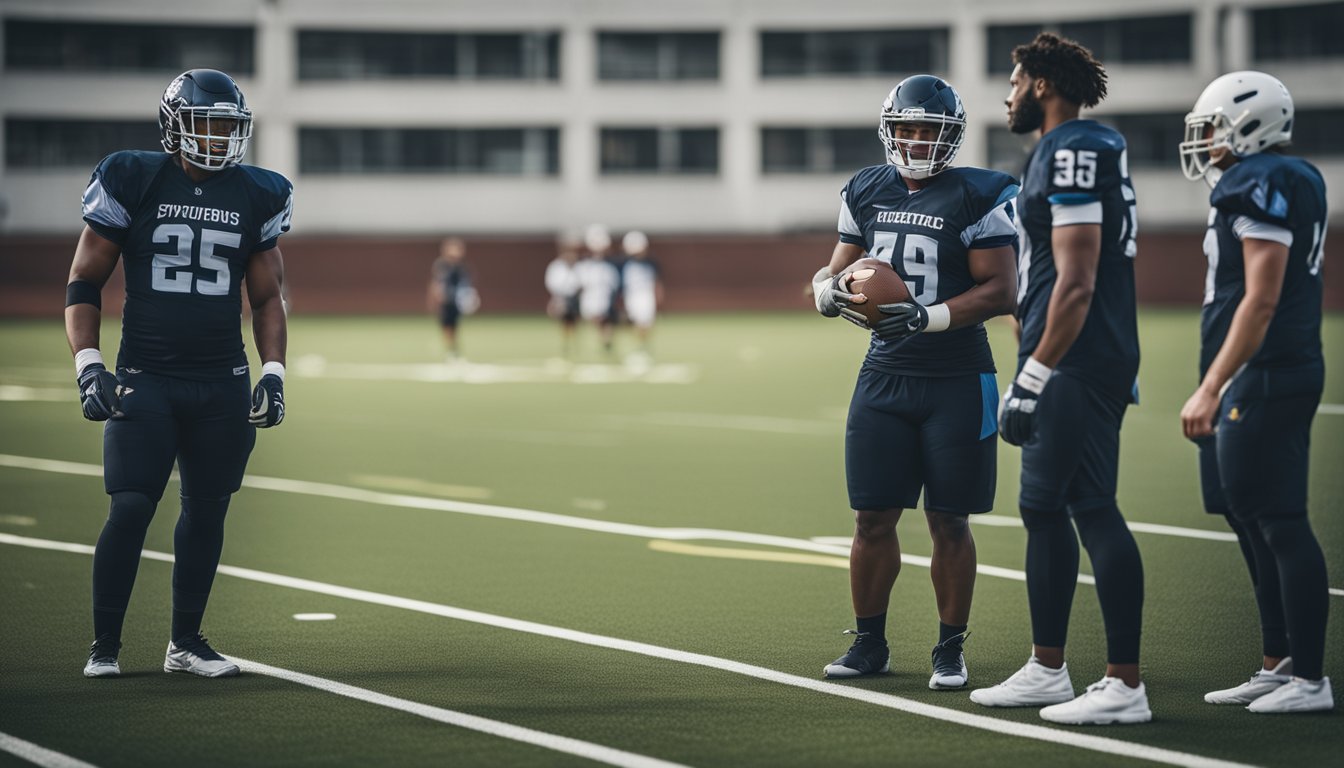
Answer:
[
  {"left": 879, "top": 110, "right": 965, "bottom": 180},
  {"left": 169, "top": 104, "right": 253, "bottom": 170}
]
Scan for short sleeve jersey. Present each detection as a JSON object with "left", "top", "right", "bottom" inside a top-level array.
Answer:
[
  {"left": 1201, "top": 153, "right": 1326, "bottom": 377},
  {"left": 837, "top": 164, "right": 1020, "bottom": 376},
  {"left": 81, "top": 151, "right": 294, "bottom": 381},
  {"left": 622, "top": 258, "right": 660, "bottom": 298},
  {"left": 1016, "top": 119, "right": 1140, "bottom": 402}
]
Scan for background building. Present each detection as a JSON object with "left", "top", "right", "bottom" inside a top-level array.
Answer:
[{"left": 1, "top": 0, "right": 1341, "bottom": 311}]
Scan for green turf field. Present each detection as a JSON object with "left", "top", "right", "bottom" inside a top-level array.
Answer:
[{"left": 1, "top": 310, "right": 1340, "bottom": 768}]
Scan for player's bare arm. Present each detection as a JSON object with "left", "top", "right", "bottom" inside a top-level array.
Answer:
[
  {"left": 941, "top": 244, "right": 1017, "bottom": 329},
  {"left": 246, "top": 245, "right": 288, "bottom": 428},
  {"left": 1180, "top": 238, "right": 1288, "bottom": 439},
  {"left": 1033, "top": 222, "right": 1101, "bottom": 367},
  {"left": 65, "top": 226, "right": 122, "bottom": 356}
]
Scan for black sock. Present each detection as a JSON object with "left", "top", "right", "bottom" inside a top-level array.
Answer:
[
  {"left": 91, "top": 492, "right": 157, "bottom": 643},
  {"left": 1021, "top": 506, "right": 1079, "bottom": 649},
  {"left": 939, "top": 622, "right": 968, "bottom": 644},
  {"left": 856, "top": 612, "right": 887, "bottom": 643},
  {"left": 1074, "top": 503, "right": 1144, "bottom": 665},
  {"left": 1226, "top": 513, "right": 1290, "bottom": 658},
  {"left": 1258, "top": 516, "right": 1330, "bottom": 680},
  {"left": 171, "top": 496, "right": 230, "bottom": 641}
]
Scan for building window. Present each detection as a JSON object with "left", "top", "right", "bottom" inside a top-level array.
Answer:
[
  {"left": 4, "top": 19, "right": 254, "bottom": 74},
  {"left": 761, "top": 29, "right": 949, "bottom": 77},
  {"left": 1292, "top": 108, "right": 1344, "bottom": 157},
  {"left": 297, "top": 30, "right": 559, "bottom": 80},
  {"left": 1253, "top": 2, "right": 1344, "bottom": 61},
  {"left": 986, "top": 15, "right": 1191, "bottom": 73},
  {"left": 298, "top": 127, "right": 560, "bottom": 174},
  {"left": 5, "top": 119, "right": 160, "bottom": 170},
  {"left": 600, "top": 128, "right": 719, "bottom": 174},
  {"left": 1097, "top": 113, "right": 1184, "bottom": 168},
  {"left": 761, "top": 127, "right": 882, "bottom": 173},
  {"left": 985, "top": 127, "right": 1036, "bottom": 176},
  {"left": 597, "top": 32, "right": 719, "bottom": 80}
]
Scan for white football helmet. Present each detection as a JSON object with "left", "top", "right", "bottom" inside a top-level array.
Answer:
[
  {"left": 622, "top": 230, "right": 648, "bottom": 255},
  {"left": 1179, "top": 71, "right": 1293, "bottom": 182}
]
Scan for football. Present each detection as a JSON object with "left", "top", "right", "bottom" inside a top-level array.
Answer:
[{"left": 841, "top": 258, "right": 911, "bottom": 326}]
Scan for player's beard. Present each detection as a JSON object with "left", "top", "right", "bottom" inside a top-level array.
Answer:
[{"left": 1008, "top": 90, "right": 1045, "bottom": 135}]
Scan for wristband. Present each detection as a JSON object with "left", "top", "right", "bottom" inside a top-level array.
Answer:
[
  {"left": 924, "top": 304, "right": 951, "bottom": 332},
  {"left": 1016, "top": 356, "right": 1053, "bottom": 394},
  {"left": 261, "top": 361, "right": 286, "bottom": 382},
  {"left": 74, "top": 348, "right": 104, "bottom": 376}
]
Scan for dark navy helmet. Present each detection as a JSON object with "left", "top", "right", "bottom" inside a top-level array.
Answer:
[
  {"left": 159, "top": 69, "right": 252, "bottom": 171},
  {"left": 879, "top": 74, "right": 966, "bottom": 179}
]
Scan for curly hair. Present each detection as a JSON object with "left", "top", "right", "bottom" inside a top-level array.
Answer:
[{"left": 1012, "top": 32, "right": 1108, "bottom": 108}]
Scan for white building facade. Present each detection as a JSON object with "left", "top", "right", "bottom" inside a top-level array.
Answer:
[{"left": 1, "top": 0, "right": 1341, "bottom": 235}]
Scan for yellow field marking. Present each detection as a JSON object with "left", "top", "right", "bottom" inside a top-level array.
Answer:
[
  {"left": 351, "top": 474, "right": 493, "bottom": 500},
  {"left": 649, "top": 539, "right": 848, "bottom": 569}
]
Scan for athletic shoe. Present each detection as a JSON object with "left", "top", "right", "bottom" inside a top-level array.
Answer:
[
  {"left": 164, "top": 632, "right": 240, "bottom": 678},
  {"left": 83, "top": 635, "right": 121, "bottom": 678},
  {"left": 1247, "top": 677, "right": 1334, "bottom": 714},
  {"left": 1204, "top": 658, "right": 1292, "bottom": 705},
  {"left": 929, "top": 630, "right": 970, "bottom": 690},
  {"left": 1039, "top": 676, "right": 1152, "bottom": 725},
  {"left": 823, "top": 630, "right": 890, "bottom": 679},
  {"left": 970, "top": 655, "right": 1075, "bottom": 707}
]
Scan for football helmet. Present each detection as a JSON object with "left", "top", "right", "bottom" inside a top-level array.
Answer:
[
  {"left": 879, "top": 75, "right": 966, "bottom": 179},
  {"left": 159, "top": 69, "right": 253, "bottom": 171},
  {"left": 1180, "top": 71, "right": 1293, "bottom": 182}
]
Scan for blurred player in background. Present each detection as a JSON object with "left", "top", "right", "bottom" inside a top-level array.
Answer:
[
  {"left": 67, "top": 68, "right": 291, "bottom": 679},
  {"left": 576, "top": 224, "right": 621, "bottom": 355},
  {"left": 620, "top": 230, "right": 664, "bottom": 362},
  {"left": 971, "top": 34, "right": 1148, "bottom": 725},
  {"left": 545, "top": 237, "right": 583, "bottom": 359},
  {"left": 428, "top": 237, "right": 478, "bottom": 362},
  {"left": 811, "top": 74, "right": 1019, "bottom": 689},
  {"left": 1178, "top": 72, "right": 1332, "bottom": 713}
]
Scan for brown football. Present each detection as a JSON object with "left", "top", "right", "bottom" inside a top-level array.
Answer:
[{"left": 841, "top": 258, "right": 912, "bottom": 326}]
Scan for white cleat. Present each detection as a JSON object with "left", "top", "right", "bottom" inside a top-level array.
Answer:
[
  {"left": 164, "top": 633, "right": 240, "bottom": 678},
  {"left": 83, "top": 636, "right": 121, "bottom": 678},
  {"left": 970, "top": 656, "right": 1075, "bottom": 707},
  {"left": 1205, "top": 657, "right": 1292, "bottom": 705},
  {"left": 1246, "top": 677, "right": 1334, "bottom": 714},
  {"left": 1039, "top": 676, "right": 1152, "bottom": 725}
]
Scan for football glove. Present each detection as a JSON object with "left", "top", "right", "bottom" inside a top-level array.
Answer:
[
  {"left": 76, "top": 363, "right": 125, "bottom": 421},
  {"left": 248, "top": 374, "right": 285, "bottom": 428},
  {"left": 872, "top": 302, "right": 929, "bottom": 341},
  {"left": 812, "top": 267, "right": 857, "bottom": 319},
  {"left": 999, "top": 358, "right": 1052, "bottom": 447}
]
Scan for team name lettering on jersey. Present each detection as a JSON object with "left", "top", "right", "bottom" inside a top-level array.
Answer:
[
  {"left": 157, "top": 203, "right": 241, "bottom": 226},
  {"left": 876, "top": 211, "right": 944, "bottom": 229}
]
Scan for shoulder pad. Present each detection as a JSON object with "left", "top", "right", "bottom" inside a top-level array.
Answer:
[{"left": 1212, "top": 155, "right": 1297, "bottom": 227}]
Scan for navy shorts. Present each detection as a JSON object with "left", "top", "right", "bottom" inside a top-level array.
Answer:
[
  {"left": 845, "top": 367, "right": 999, "bottom": 514},
  {"left": 1198, "top": 366, "right": 1322, "bottom": 520},
  {"left": 102, "top": 369, "right": 256, "bottom": 501},
  {"left": 1019, "top": 371, "right": 1128, "bottom": 512},
  {"left": 438, "top": 304, "right": 460, "bottom": 328}
]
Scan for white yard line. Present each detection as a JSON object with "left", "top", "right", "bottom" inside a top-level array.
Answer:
[
  {"left": 233, "top": 659, "right": 688, "bottom": 768},
  {"left": 0, "top": 532, "right": 1256, "bottom": 768},
  {"left": 1318, "top": 404, "right": 1344, "bottom": 415},
  {"left": 0, "top": 731, "right": 99, "bottom": 768}
]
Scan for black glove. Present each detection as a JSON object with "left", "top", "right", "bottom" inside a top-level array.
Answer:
[
  {"left": 999, "top": 359, "right": 1052, "bottom": 446},
  {"left": 249, "top": 374, "right": 285, "bottom": 428},
  {"left": 872, "top": 302, "right": 929, "bottom": 341},
  {"left": 76, "top": 363, "right": 125, "bottom": 421}
]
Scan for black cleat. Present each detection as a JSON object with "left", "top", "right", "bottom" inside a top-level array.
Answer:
[
  {"left": 83, "top": 635, "right": 122, "bottom": 678},
  {"left": 823, "top": 630, "right": 890, "bottom": 678},
  {"left": 929, "top": 630, "right": 970, "bottom": 689}
]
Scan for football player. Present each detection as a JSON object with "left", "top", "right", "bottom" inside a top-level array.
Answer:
[
  {"left": 969, "top": 34, "right": 1149, "bottom": 725},
  {"left": 811, "top": 74, "right": 1019, "bottom": 689},
  {"left": 576, "top": 224, "right": 621, "bottom": 356},
  {"left": 544, "top": 239, "right": 583, "bottom": 359},
  {"left": 1178, "top": 72, "right": 1332, "bottom": 713},
  {"left": 67, "top": 69, "right": 293, "bottom": 679},
  {"left": 428, "top": 237, "right": 478, "bottom": 362},
  {"left": 620, "top": 231, "right": 663, "bottom": 361}
]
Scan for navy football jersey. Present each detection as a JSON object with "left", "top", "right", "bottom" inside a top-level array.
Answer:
[
  {"left": 1201, "top": 153, "right": 1326, "bottom": 376},
  {"left": 838, "top": 164, "right": 1020, "bottom": 376},
  {"left": 82, "top": 150, "right": 293, "bottom": 381},
  {"left": 1016, "top": 119, "right": 1139, "bottom": 402}
]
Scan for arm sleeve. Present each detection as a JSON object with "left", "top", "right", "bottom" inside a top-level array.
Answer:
[
  {"left": 1211, "top": 164, "right": 1294, "bottom": 230},
  {"left": 253, "top": 187, "right": 294, "bottom": 252},
  {"left": 837, "top": 183, "right": 865, "bottom": 247},
  {"left": 1231, "top": 215, "right": 1293, "bottom": 247},
  {"left": 1045, "top": 143, "right": 1120, "bottom": 227},
  {"left": 80, "top": 154, "right": 135, "bottom": 246}
]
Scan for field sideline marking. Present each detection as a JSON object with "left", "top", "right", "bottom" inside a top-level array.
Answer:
[
  {"left": 0, "top": 731, "right": 99, "bottom": 768},
  {"left": 233, "top": 658, "right": 687, "bottom": 768},
  {"left": 0, "top": 532, "right": 1256, "bottom": 768}
]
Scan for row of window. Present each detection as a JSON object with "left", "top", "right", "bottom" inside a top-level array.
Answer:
[
  {"left": 10, "top": 112, "right": 1342, "bottom": 175},
  {"left": 5, "top": 3, "right": 1343, "bottom": 80}
]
